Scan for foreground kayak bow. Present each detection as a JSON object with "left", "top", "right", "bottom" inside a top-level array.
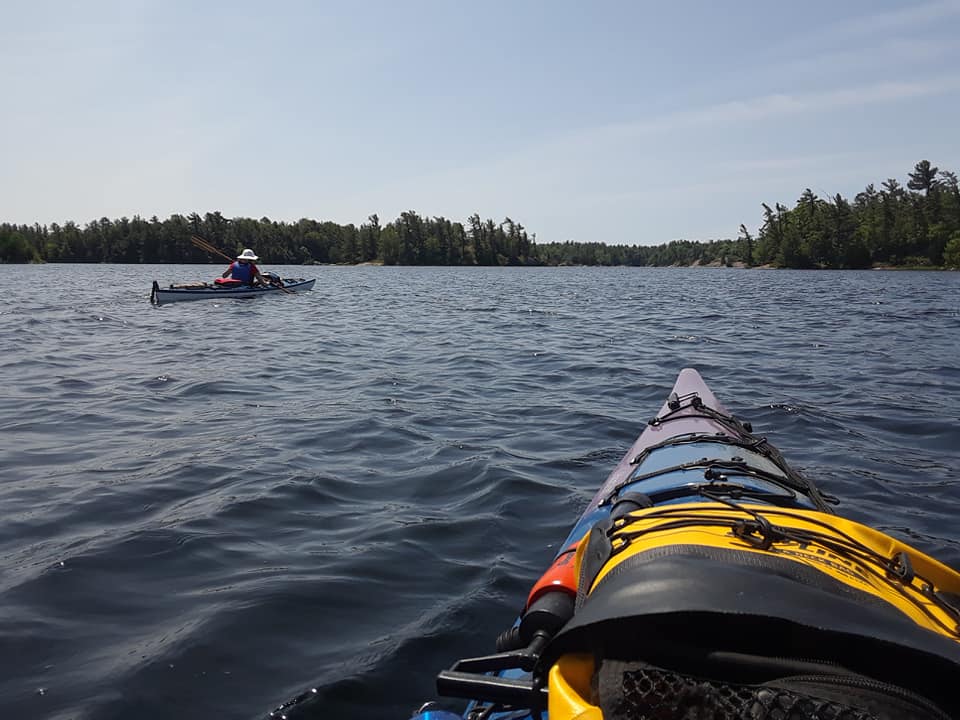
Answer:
[{"left": 415, "top": 369, "right": 960, "bottom": 720}]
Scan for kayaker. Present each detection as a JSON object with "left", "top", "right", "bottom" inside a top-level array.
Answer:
[{"left": 222, "top": 248, "right": 265, "bottom": 286}]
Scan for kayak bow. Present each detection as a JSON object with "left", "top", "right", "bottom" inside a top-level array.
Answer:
[{"left": 414, "top": 369, "right": 960, "bottom": 720}]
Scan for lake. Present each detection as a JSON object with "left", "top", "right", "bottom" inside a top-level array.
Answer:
[{"left": 2, "top": 264, "right": 959, "bottom": 719}]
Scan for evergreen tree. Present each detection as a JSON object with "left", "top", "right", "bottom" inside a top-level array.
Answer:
[
  {"left": 738, "top": 224, "right": 754, "bottom": 266},
  {"left": 907, "top": 160, "right": 939, "bottom": 195}
]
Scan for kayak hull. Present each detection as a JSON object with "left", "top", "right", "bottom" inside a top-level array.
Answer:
[{"left": 150, "top": 278, "right": 316, "bottom": 304}]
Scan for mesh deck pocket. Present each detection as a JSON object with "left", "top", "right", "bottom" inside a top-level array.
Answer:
[
  {"left": 595, "top": 660, "right": 949, "bottom": 720},
  {"left": 615, "top": 666, "right": 871, "bottom": 719}
]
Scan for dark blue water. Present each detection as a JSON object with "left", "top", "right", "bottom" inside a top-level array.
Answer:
[{"left": 2, "top": 264, "right": 959, "bottom": 720}]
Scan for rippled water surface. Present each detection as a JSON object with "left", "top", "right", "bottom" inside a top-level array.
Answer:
[{"left": 2, "top": 264, "right": 959, "bottom": 719}]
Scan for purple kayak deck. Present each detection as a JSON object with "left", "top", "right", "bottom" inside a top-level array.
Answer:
[{"left": 584, "top": 368, "right": 745, "bottom": 515}]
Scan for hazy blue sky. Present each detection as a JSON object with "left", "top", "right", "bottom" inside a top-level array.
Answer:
[{"left": 2, "top": 1, "right": 959, "bottom": 245}]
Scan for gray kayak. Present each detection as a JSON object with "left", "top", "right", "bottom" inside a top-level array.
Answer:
[{"left": 150, "top": 278, "right": 316, "bottom": 305}]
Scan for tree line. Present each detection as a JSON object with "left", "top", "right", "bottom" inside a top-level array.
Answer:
[
  {"left": 2, "top": 160, "right": 958, "bottom": 268},
  {"left": 529, "top": 160, "right": 960, "bottom": 269},
  {"left": 745, "top": 160, "right": 960, "bottom": 269},
  {"left": 0, "top": 211, "right": 538, "bottom": 267}
]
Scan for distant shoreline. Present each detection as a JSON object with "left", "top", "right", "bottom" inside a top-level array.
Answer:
[
  {"left": 4, "top": 259, "right": 956, "bottom": 271},
  {"left": 4, "top": 162, "right": 960, "bottom": 270}
]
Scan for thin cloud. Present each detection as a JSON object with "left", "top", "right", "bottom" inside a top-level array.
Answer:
[
  {"left": 826, "top": 0, "right": 960, "bottom": 40},
  {"left": 703, "top": 151, "right": 880, "bottom": 177},
  {"left": 345, "top": 75, "right": 960, "bottom": 226},
  {"left": 433, "top": 76, "right": 960, "bottom": 180},
  {"left": 774, "top": 36, "right": 958, "bottom": 78},
  {"left": 594, "top": 76, "right": 960, "bottom": 142},
  {"left": 767, "top": 0, "right": 960, "bottom": 57}
]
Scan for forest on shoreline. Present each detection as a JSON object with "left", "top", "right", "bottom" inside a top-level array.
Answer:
[{"left": 2, "top": 160, "right": 959, "bottom": 269}]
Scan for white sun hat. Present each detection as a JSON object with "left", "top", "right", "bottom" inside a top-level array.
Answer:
[{"left": 237, "top": 249, "right": 259, "bottom": 261}]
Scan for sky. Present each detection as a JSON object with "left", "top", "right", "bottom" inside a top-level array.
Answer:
[{"left": 2, "top": 0, "right": 959, "bottom": 246}]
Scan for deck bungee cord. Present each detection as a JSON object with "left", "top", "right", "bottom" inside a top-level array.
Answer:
[
  {"left": 629, "top": 392, "right": 837, "bottom": 510},
  {"left": 629, "top": 431, "right": 773, "bottom": 466},
  {"left": 602, "top": 460, "right": 814, "bottom": 509},
  {"left": 648, "top": 389, "right": 753, "bottom": 433}
]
